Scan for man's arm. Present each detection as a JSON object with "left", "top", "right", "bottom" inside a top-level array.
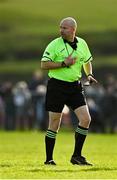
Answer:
[
  {"left": 41, "top": 56, "right": 76, "bottom": 70},
  {"left": 41, "top": 61, "right": 62, "bottom": 70},
  {"left": 83, "top": 61, "right": 92, "bottom": 76},
  {"left": 83, "top": 61, "right": 97, "bottom": 83}
]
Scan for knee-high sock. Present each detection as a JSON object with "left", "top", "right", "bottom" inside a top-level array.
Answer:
[
  {"left": 45, "top": 129, "right": 57, "bottom": 161},
  {"left": 72, "top": 125, "right": 88, "bottom": 157}
]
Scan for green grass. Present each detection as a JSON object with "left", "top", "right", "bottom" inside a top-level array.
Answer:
[
  {"left": 0, "top": 59, "right": 41, "bottom": 73},
  {"left": 0, "top": 130, "right": 117, "bottom": 179},
  {"left": 0, "top": 0, "right": 117, "bottom": 34},
  {"left": 0, "top": 0, "right": 117, "bottom": 57},
  {"left": 0, "top": 55, "right": 117, "bottom": 74}
]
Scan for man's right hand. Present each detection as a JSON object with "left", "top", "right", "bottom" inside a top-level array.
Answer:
[{"left": 64, "top": 56, "right": 77, "bottom": 66}]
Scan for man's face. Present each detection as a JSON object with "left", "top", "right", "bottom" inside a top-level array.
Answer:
[{"left": 60, "top": 21, "right": 75, "bottom": 40}]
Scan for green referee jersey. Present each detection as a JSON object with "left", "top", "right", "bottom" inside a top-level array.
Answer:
[{"left": 41, "top": 36, "right": 92, "bottom": 82}]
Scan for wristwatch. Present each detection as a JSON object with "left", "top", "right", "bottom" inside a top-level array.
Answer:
[{"left": 61, "top": 61, "right": 67, "bottom": 67}]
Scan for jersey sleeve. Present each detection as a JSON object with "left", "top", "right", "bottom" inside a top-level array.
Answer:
[
  {"left": 41, "top": 40, "right": 56, "bottom": 62},
  {"left": 83, "top": 40, "right": 93, "bottom": 64}
]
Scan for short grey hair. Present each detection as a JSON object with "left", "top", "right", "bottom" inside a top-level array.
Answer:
[{"left": 60, "top": 17, "right": 77, "bottom": 28}]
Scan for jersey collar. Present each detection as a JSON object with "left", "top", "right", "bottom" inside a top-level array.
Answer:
[{"left": 62, "top": 37, "right": 78, "bottom": 50}]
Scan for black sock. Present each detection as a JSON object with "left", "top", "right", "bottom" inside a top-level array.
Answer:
[
  {"left": 45, "top": 129, "right": 57, "bottom": 161},
  {"left": 72, "top": 125, "right": 88, "bottom": 157}
]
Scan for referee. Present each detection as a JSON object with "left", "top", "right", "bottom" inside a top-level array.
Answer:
[{"left": 41, "top": 17, "right": 97, "bottom": 165}]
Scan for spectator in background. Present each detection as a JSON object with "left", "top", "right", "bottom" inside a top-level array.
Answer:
[
  {"left": 0, "top": 82, "right": 15, "bottom": 130},
  {"left": 0, "top": 90, "right": 5, "bottom": 129},
  {"left": 85, "top": 83, "right": 106, "bottom": 133},
  {"left": 13, "top": 81, "right": 32, "bottom": 130},
  {"left": 103, "top": 74, "right": 117, "bottom": 133},
  {"left": 28, "top": 70, "right": 45, "bottom": 91},
  {"left": 35, "top": 84, "right": 47, "bottom": 130},
  {"left": 29, "top": 70, "right": 48, "bottom": 130}
]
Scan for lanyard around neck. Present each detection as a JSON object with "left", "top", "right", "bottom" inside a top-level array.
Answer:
[{"left": 64, "top": 43, "right": 74, "bottom": 56}]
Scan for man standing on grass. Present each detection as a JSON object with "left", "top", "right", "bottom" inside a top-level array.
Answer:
[{"left": 41, "top": 17, "right": 97, "bottom": 165}]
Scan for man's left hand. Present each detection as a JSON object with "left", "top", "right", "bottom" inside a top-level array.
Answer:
[{"left": 87, "top": 74, "right": 98, "bottom": 84}]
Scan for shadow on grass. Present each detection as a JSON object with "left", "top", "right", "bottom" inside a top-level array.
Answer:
[
  {"left": 28, "top": 169, "right": 77, "bottom": 173},
  {"left": 27, "top": 167, "right": 117, "bottom": 173},
  {"left": 80, "top": 167, "right": 117, "bottom": 172},
  {"left": 0, "top": 164, "right": 12, "bottom": 168}
]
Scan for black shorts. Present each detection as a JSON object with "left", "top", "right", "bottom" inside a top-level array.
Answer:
[{"left": 45, "top": 78, "right": 86, "bottom": 112}]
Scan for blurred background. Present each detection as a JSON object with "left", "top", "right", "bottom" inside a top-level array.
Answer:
[{"left": 0, "top": 0, "right": 117, "bottom": 133}]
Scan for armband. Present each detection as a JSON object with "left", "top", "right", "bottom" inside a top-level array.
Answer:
[{"left": 87, "top": 74, "right": 94, "bottom": 77}]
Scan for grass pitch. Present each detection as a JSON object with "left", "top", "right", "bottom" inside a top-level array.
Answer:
[{"left": 0, "top": 130, "right": 117, "bottom": 179}]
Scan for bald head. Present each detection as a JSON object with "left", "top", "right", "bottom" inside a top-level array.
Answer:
[
  {"left": 60, "top": 17, "right": 77, "bottom": 29},
  {"left": 60, "top": 17, "right": 77, "bottom": 42}
]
